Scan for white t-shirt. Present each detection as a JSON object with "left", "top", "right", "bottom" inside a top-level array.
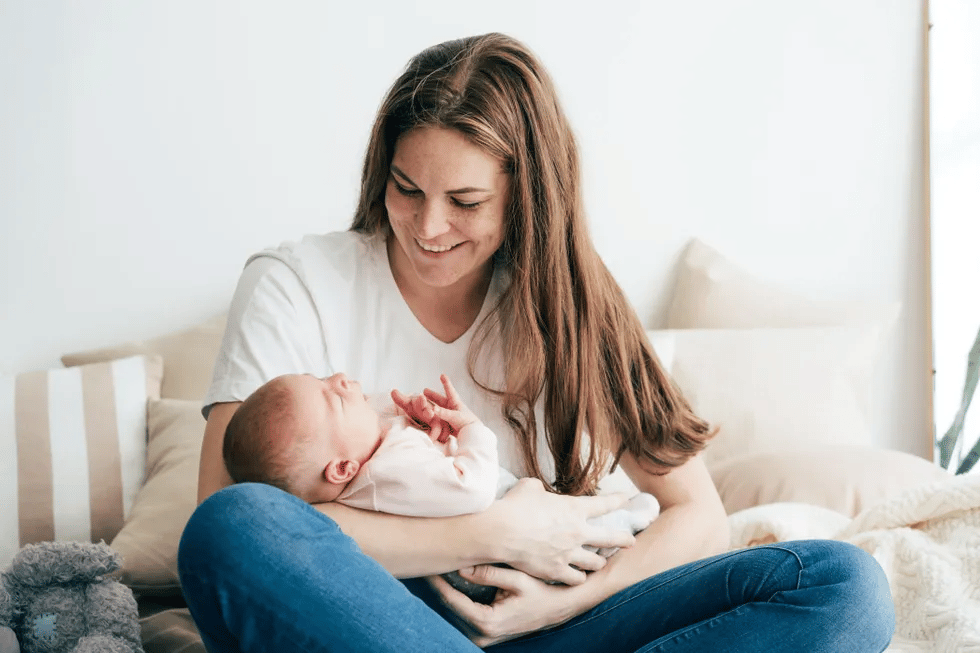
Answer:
[{"left": 204, "top": 230, "right": 556, "bottom": 482}]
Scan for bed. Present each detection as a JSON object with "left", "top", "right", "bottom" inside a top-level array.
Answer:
[{"left": 1, "top": 238, "right": 963, "bottom": 652}]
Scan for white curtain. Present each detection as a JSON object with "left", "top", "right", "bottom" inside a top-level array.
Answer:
[{"left": 931, "top": 0, "right": 980, "bottom": 469}]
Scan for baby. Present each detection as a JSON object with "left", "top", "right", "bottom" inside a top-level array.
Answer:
[
  {"left": 223, "top": 372, "right": 502, "bottom": 515},
  {"left": 223, "top": 372, "right": 658, "bottom": 602}
]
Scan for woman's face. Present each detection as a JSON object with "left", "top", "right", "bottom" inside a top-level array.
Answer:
[{"left": 385, "top": 126, "right": 510, "bottom": 296}]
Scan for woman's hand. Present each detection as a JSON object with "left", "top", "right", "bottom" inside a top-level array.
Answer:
[
  {"left": 487, "top": 477, "right": 636, "bottom": 585},
  {"left": 428, "top": 565, "right": 587, "bottom": 647}
]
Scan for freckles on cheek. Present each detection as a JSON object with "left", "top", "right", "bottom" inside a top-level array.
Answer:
[{"left": 385, "top": 190, "right": 409, "bottom": 223}]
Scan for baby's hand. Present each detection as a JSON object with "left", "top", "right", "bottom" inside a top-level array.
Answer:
[
  {"left": 422, "top": 374, "right": 479, "bottom": 436},
  {"left": 391, "top": 375, "right": 478, "bottom": 443},
  {"left": 391, "top": 390, "right": 448, "bottom": 442}
]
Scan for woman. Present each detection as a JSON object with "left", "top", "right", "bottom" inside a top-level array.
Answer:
[{"left": 179, "top": 33, "right": 895, "bottom": 652}]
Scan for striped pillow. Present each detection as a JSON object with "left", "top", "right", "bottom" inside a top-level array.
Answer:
[{"left": 0, "top": 354, "right": 163, "bottom": 568}]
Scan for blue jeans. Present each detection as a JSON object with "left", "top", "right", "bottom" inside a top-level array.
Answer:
[{"left": 177, "top": 483, "right": 895, "bottom": 653}]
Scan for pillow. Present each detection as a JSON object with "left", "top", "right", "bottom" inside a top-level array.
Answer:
[
  {"left": 61, "top": 313, "right": 227, "bottom": 401},
  {"left": 111, "top": 399, "right": 203, "bottom": 595},
  {"left": 711, "top": 445, "right": 952, "bottom": 517},
  {"left": 667, "top": 238, "right": 899, "bottom": 329},
  {"left": 0, "top": 354, "right": 163, "bottom": 568},
  {"left": 728, "top": 502, "right": 851, "bottom": 549},
  {"left": 647, "top": 326, "right": 886, "bottom": 467}
]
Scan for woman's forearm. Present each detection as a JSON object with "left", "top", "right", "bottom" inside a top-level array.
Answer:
[
  {"left": 565, "top": 452, "right": 730, "bottom": 609},
  {"left": 586, "top": 500, "right": 729, "bottom": 602},
  {"left": 314, "top": 501, "right": 504, "bottom": 578}
]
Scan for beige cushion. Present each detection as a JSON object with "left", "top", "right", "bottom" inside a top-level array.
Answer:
[
  {"left": 0, "top": 355, "right": 163, "bottom": 568},
  {"left": 62, "top": 313, "right": 227, "bottom": 401},
  {"left": 139, "top": 606, "right": 205, "bottom": 653},
  {"left": 667, "top": 238, "right": 899, "bottom": 329},
  {"left": 112, "top": 399, "right": 203, "bottom": 595},
  {"left": 711, "top": 445, "right": 952, "bottom": 517},
  {"left": 648, "top": 326, "right": 886, "bottom": 467}
]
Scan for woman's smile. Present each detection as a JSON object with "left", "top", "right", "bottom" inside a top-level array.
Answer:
[{"left": 415, "top": 238, "right": 463, "bottom": 254}]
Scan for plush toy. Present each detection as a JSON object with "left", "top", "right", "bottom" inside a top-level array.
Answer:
[
  {"left": 0, "top": 575, "right": 18, "bottom": 653},
  {"left": 1, "top": 541, "right": 142, "bottom": 653}
]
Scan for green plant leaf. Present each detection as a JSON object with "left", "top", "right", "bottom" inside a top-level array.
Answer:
[
  {"left": 938, "top": 323, "right": 980, "bottom": 471},
  {"left": 956, "top": 432, "right": 980, "bottom": 474}
]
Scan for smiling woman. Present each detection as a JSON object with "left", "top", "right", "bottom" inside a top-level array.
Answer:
[{"left": 383, "top": 126, "right": 510, "bottom": 342}]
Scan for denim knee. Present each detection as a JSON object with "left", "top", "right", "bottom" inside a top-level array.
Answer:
[
  {"left": 178, "top": 482, "right": 345, "bottom": 583},
  {"left": 811, "top": 540, "right": 895, "bottom": 649}
]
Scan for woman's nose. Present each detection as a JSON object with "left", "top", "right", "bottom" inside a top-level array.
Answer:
[{"left": 416, "top": 200, "right": 450, "bottom": 239}]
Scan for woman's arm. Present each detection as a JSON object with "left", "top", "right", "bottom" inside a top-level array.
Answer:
[
  {"left": 197, "top": 401, "right": 239, "bottom": 503},
  {"left": 316, "top": 478, "right": 635, "bottom": 579},
  {"left": 431, "top": 453, "right": 730, "bottom": 646},
  {"left": 585, "top": 451, "right": 730, "bottom": 590},
  {"left": 197, "top": 404, "right": 635, "bottom": 579}
]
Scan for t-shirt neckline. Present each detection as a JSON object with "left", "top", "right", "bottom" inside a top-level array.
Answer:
[{"left": 369, "top": 233, "right": 501, "bottom": 350}]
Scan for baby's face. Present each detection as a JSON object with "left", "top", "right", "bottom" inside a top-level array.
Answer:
[{"left": 287, "top": 373, "right": 383, "bottom": 465}]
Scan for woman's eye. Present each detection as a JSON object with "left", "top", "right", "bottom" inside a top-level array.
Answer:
[
  {"left": 394, "top": 182, "right": 422, "bottom": 197},
  {"left": 451, "top": 198, "right": 482, "bottom": 210}
]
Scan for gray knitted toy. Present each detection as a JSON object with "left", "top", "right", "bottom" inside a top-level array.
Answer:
[
  {"left": 0, "top": 575, "right": 18, "bottom": 653},
  {"left": 1, "top": 541, "right": 142, "bottom": 653}
]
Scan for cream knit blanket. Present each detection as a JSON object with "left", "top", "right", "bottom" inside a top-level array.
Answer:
[{"left": 728, "top": 475, "right": 980, "bottom": 653}]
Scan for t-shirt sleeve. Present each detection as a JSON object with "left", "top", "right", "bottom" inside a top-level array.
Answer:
[{"left": 202, "top": 255, "right": 330, "bottom": 418}]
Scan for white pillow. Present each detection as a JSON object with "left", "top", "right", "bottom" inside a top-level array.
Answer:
[
  {"left": 667, "top": 238, "right": 899, "bottom": 329},
  {"left": 647, "top": 326, "right": 885, "bottom": 467},
  {"left": 0, "top": 355, "right": 163, "bottom": 568}
]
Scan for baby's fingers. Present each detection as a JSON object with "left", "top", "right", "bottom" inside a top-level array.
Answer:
[
  {"left": 439, "top": 374, "right": 465, "bottom": 407},
  {"left": 390, "top": 388, "right": 411, "bottom": 411},
  {"left": 411, "top": 394, "right": 435, "bottom": 420},
  {"left": 423, "top": 387, "right": 451, "bottom": 409}
]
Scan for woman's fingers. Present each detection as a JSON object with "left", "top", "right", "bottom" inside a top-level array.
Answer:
[
  {"left": 567, "top": 548, "right": 609, "bottom": 573},
  {"left": 431, "top": 565, "right": 529, "bottom": 627},
  {"left": 427, "top": 574, "right": 494, "bottom": 632},
  {"left": 584, "top": 522, "right": 636, "bottom": 552},
  {"left": 459, "top": 564, "right": 527, "bottom": 593},
  {"left": 582, "top": 492, "right": 632, "bottom": 518},
  {"left": 543, "top": 563, "right": 589, "bottom": 587}
]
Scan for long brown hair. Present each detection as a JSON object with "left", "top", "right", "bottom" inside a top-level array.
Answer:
[{"left": 352, "top": 33, "right": 715, "bottom": 495}]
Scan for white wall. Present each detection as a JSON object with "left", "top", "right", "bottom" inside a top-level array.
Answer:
[{"left": 0, "top": 1, "right": 931, "bottom": 457}]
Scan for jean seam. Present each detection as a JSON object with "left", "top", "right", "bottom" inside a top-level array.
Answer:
[
  {"left": 758, "top": 544, "right": 804, "bottom": 602},
  {"left": 497, "top": 550, "right": 751, "bottom": 646},
  {"left": 642, "top": 546, "right": 804, "bottom": 652},
  {"left": 639, "top": 605, "right": 749, "bottom": 653}
]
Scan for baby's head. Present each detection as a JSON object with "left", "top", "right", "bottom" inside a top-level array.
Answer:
[{"left": 224, "top": 372, "right": 384, "bottom": 503}]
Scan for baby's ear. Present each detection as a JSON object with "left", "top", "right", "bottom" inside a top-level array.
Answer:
[{"left": 325, "top": 459, "right": 359, "bottom": 485}]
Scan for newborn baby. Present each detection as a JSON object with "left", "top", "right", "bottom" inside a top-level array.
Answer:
[{"left": 223, "top": 372, "right": 658, "bottom": 603}]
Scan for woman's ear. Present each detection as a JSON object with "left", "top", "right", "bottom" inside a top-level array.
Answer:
[{"left": 325, "top": 458, "right": 360, "bottom": 485}]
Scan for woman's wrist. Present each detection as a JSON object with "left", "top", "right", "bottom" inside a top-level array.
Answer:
[{"left": 459, "top": 503, "right": 509, "bottom": 566}]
